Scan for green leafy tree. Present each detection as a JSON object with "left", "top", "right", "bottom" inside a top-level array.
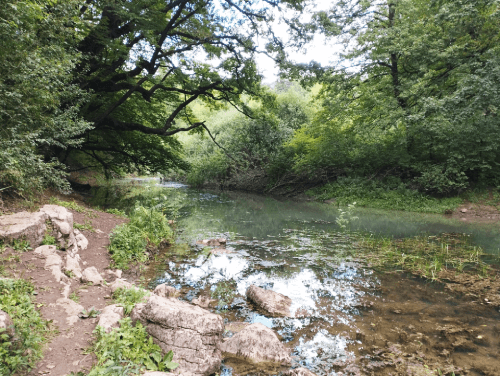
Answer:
[{"left": 0, "top": 0, "right": 90, "bottom": 194}]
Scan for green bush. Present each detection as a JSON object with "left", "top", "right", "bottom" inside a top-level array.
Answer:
[
  {"left": 0, "top": 279, "right": 49, "bottom": 375},
  {"left": 108, "top": 206, "right": 173, "bottom": 269},
  {"left": 88, "top": 318, "right": 178, "bottom": 375}
]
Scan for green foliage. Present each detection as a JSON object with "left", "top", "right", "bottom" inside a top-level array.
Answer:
[
  {"left": 0, "top": 0, "right": 90, "bottom": 195},
  {"left": 336, "top": 202, "right": 358, "bottom": 231},
  {"left": 106, "top": 208, "right": 127, "bottom": 217},
  {"left": 74, "top": 222, "right": 95, "bottom": 232},
  {"left": 10, "top": 239, "right": 31, "bottom": 253},
  {"left": 48, "top": 198, "right": 88, "bottom": 213},
  {"left": 108, "top": 206, "right": 173, "bottom": 269},
  {"left": 79, "top": 307, "right": 101, "bottom": 319},
  {"left": 211, "top": 281, "right": 236, "bottom": 310},
  {"left": 308, "top": 177, "right": 462, "bottom": 213},
  {"left": 88, "top": 318, "right": 178, "bottom": 375},
  {"left": 113, "top": 287, "right": 150, "bottom": 315},
  {"left": 41, "top": 234, "right": 56, "bottom": 246},
  {"left": 0, "top": 279, "right": 49, "bottom": 375}
]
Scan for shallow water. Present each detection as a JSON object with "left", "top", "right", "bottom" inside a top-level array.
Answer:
[{"left": 90, "top": 180, "right": 500, "bottom": 375}]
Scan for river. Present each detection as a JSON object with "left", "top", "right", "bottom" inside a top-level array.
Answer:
[{"left": 90, "top": 179, "right": 500, "bottom": 375}]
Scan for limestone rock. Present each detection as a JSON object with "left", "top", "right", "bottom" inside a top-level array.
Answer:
[
  {"left": 137, "top": 294, "right": 224, "bottom": 375},
  {"left": 97, "top": 304, "right": 124, "bottom": 332},
  {"left": 65, "top": 254, "right": 82, "bottom": 279},
  {"left": 56, "top": 298, "right": 84, "bottom": 326},
  {"left": 284, "top": 368, "right": 317, "bottom": 376},
  {"left": 153, "top": 283, "right": 178, "bottom": 298},
  {"left": 40, "top": 205, "right": 76, "bottom": 251},
  {"left": 74, "top": 229, "right": 89, "bottom": 251},
  {"left": 107, "top": 269, "right": 122, "bottom": 279},
  {"left": 197, "top": 238, "right": 225, "bottom": 247},
  {"left": 45, "top": 253, "right": 64, "bottom": 282},
  {"left": 246, "top": 284, "right": 292, "bottom": 317},
  {"left": 192, "top": 296, "right": 215, "bottom": 308},
  {"left": 220, "top": 322, "right": 291, "bottom": 365},
  {"left": 34, "top": 245, "right": 57, "bottom": 257},
  {"left": 81, "top": 266, "right": 104, "bottom": 285},
  {"left": 0, "top": 309, "right": 15, "bottom": 340},
  {"left": 109, "top": 278, "right": 133, "bottom": 293},
  {"left": 130, "top": 303, "right": 147, "bottom": 327},
  {"left": 224, "top": 321, "right": 251, "bottom": 335},
  {"left": 0, "top": 210, "right": 48, "bottom": 246}
]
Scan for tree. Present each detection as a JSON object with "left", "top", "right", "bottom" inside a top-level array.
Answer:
[
  {"left": 64, "top": 0, "right": 306, "bottom": 175},
  {"left": 0, "top": 0, "right": 90, "bottom": 195},
  {"left": 291, "top": 0, "right": 500, "bottom": 193}
]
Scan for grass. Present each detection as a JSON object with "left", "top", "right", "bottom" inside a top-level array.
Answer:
[
  {"left": 74, "top": 221, "right": 95, "bottom": 232},
  {"left": 357, "top": 233, "right": 497, "bottom": 280},
  {"left": 108, "top": 206, "right": 173, "bottom": 269},
  {"left": 48, "top": 197, "right": 98, "bottom": 218},
  {"left": 307, "top": 177, "right": 463, "bottom": 214},
  {"left": 69, "top": 291, "right": 80, "bottom": 303},
  {"left": 86, "top": 318, "right": 178, "bottom": 376},
  {"left": 0, "top": 278, "right": 51, "bottom": 375}
]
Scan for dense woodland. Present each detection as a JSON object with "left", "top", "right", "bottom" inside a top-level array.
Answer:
[{"left": 1, "top": 0, "right": 499, "bottom": 198}]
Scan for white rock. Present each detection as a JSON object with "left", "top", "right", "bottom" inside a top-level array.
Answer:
[
  {"left": 65, "top": 254, "right": 82, "bottom": 279},
  {"left": 34, "top": 245, "right": 57, "bottom": 257},
  {"left": 109, "top": 278, "right": 133, "bottom": 293},
  {"left": 75, "top": 232, "right": 88, "bottom": 251},
  {"left": 81, "top": 266, "right": 104, "bottom": 285},
  {"left": 56, "top": 298, "right": 84, "bottom": 326},
  {"left": 45, "top": 254, "right": 64, "bottom": 282},
  {"left": 0, "top": 211, "right": 48, "bottom": 246},
  {"left": 97, "top": 304, "right": 124, "bottom": 332}
]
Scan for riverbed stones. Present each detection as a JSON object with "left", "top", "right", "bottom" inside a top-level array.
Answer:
[
  {"left": 0, "top": 210, "right": 48, "bottom": 246},
  {"left": 135, "top": 294, "right": 224, "bottom": 375},
  {"left": 81, "top": 266, "right": 104, "bottom": 285},
  {"left": 192, "top": 295, "right": 215, "bottom": 308},
  {"left": 97, "top": 304, "right": 124, "bottom": 332},
  {"left": 246, "top": 284, "right": 292, "bottom": 317},
  {"left": 284, "top": 368, "right": 317, "bottom": 376},
  {"left": 0, "top": 309, "right": 15, "bottom": 340},
  {"left": 153, "top": 283, "right": 178, "bottom": 298},
  {"left": 220, "top": 322, "right": 291, "bottom": 365}
]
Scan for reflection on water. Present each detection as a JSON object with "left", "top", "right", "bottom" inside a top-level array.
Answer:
[{"left": 89, "top": 180, "right": 500, "bottom": 375}]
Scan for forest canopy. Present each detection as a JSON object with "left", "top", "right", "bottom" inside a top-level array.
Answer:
[{"left": 1, "top": 0, "right": 499, "bottom": 196}]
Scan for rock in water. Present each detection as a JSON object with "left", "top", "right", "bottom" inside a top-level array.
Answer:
[
  {"left": 246, "top": 284, "right": 292, "bottom": 317},
  {"left": 136, "top": 294, "right": 224, "bottom": 375},
  {"left": 283, "top": 368, "right": 318, "bottom": 376},
  {"left": 220, "top": 322, "right": 291, "bottom": 365},
  {"left": 153, "top": 283, "right": 178, "bottom": 298}
]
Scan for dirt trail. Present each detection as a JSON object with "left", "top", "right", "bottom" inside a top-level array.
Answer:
[{"left": 2, "top": 198, "right": 126, "bottom": 376}]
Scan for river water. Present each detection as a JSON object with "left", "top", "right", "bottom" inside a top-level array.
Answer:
[{"left": 90, "top": 179, "right": 500, "bottom": 375}]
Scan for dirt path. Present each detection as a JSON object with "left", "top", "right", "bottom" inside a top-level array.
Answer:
[{"left": 2, "top": 199, "right": 127, "bottom": 376}]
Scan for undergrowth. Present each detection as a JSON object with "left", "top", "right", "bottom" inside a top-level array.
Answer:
[
  {"left": 0, "top": 279, "right": 50, "bottom": 375},
  {"left": 308, "top": 177, "right": 462, "bottom": 213},
  {"left": 108, "top": 206, "right": 173, "bottom": 269},
  {"left": 113, "top": 287, "right": 149, "bottom": 315},
  {"left": 86, "top": 318, "right": 178, "bottom": 375},
  {"left": 358, "top": 233, "right": 495, "bottom": 280}
]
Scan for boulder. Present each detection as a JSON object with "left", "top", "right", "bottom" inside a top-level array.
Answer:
[
  {"left": 130, "top": 303, "right": 147, "bottom": 327},
  {"left": 97, "top": 304, "right": 124, "bottom": 332},
  {"left": 34, "top": 244, "right": 57, "bottom": 257},
  {"left": 65, "top": 254, "right": 82, "bottom": 279},
  {"left": 135, "top": 294, "right": 224, "bottom": 375},
  {"left": 40, "top": 205, "right": 77, "bottom": 251},
  {"left": 0, "top": 210, "right": 48, "bottom": 246},
  {"left": 192, "top": 296, "right": 215, "bottom": 308},
  {"left": 0, "top": 309, "right": 15, "bottom": 340},
  {"left": 109, "top": 278, "right": 133, "bottom": 293},
  {"left": 74, "top": 229, "right": 88, "bottom": 251},
  {"left": 81, "top": 266, "right": 104, "bottom": 285},
  {"left": 246, "top": 285, "right": 292, "bottom": 317},
  {"left": 220, "top": 322, "right": 291, "bottom": 365},
  {"left": 153, "top": 283, "right": 178, "bottom": 298},
  {"left": 283, "top": 368, "right": 317, "bottom": 376},
  {"left": 45, "top": 253, "right": 64, "bottom": 282}
]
